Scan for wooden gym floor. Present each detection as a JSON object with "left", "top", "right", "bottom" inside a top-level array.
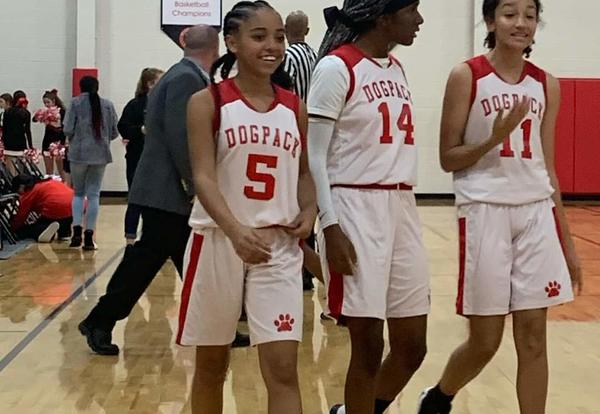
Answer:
[{"left": 0, "top": 204, "right": 598, "bottom": 413}]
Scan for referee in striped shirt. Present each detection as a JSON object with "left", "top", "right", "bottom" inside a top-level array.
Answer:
[
  {"left": 284, "top": 11, "right": 318, "bottom": 290},
  {"left": 283, "top": 11, "right": 318, "bottom": 103}
]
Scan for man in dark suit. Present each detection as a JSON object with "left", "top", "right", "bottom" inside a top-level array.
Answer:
[{"left": 79, "top": 25, "right": 250, "bottom": 355}]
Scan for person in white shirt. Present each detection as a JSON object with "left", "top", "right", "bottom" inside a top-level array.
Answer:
[{"left": 308, "top": 1, "right": 428, "bottom": 413}]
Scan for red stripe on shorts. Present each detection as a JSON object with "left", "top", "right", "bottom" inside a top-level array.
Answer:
[
  {"left": 456, "top": 218, "right": 467, "bottom": 315},
  {"left": 327, "top": 263, "right": 344, "bottom": 321},
  {"left": 176, "top": 233, "right": 204, "bottom": 345},
  {"left": 552, "top": 207, "right": 566, "bottom": 255}
]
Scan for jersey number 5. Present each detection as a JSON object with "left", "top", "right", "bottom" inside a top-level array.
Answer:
[
  {"left": 500, "top": 119, "right": 533, "bottom": 159},
  {"left": 244, "top": 154, "right": 278, "bottom": 201},
  {"left": 377, "top": 102, "right": 414, "bottom": 145}
]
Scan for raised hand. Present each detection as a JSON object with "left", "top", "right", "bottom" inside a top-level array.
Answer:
[{"left": 489, "top": 96, "right": 531, "bottom": 146}]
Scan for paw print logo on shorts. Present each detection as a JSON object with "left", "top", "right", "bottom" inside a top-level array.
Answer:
[
  {"left": 274, "top": 314, "right": 295, "bottom": 332},
  {"left": 545, "top": 281, "right": 562, "bottom": 298}
]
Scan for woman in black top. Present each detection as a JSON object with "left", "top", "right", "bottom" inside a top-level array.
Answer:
[
  {"left": 33, "top": 89, "right": 67, "bottom": 179},
  {"left": 2, "top": 91, "right": 32, "bottom": 174},
  {"left": 118, "top": 67, "right": 163, "bottom": 244}
]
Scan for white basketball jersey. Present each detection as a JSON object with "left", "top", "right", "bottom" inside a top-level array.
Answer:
[
  {"left": 326, "top": 44, "right": 418, "bottom": 186},
  {"left": 454, "top": 55, "right": 554, "bottom": 206},
  {"left": 189, "top": 79, "right": 302, "bottom": 229}
]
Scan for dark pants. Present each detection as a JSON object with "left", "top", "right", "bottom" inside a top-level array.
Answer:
[
  {"left": 86, "top": 206, "right": 191, "bottom": 331},
  {"left": 124, "top": 157, "right": 142, "bottom": 238},
  {"left": 16, "top": 216, "right": 72, "bottom": 240}
]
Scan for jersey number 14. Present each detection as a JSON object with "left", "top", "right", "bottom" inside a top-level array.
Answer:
[{"left": 377, "top": 103, "right": 414, "bottom": 145}]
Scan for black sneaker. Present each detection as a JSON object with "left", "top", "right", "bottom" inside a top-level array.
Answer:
[
  {"left": 78, "top": 319, "right": 119, "bottom": 356},
  {"left": 70, "top": 225, "right": 82, "bottom": 248},
  {"left": 417, "top": 387, "right": 452, "bottom": 414},
  {"left": 83, "top": 230, "right": 97, "bottom": 251},
  {"left": 302, "top": 270, "right": 314, "bottom": 291}
]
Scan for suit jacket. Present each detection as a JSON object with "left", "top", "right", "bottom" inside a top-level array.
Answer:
[{"left": 128, "top": 58, "right": 209, "bottom": 216}]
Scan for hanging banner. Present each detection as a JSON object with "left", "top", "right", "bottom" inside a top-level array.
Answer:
[{"left": 161, "top": 0, "right": 222, "bottom": 26}]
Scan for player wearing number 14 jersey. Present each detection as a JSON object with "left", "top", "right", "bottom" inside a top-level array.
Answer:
[{"left": 308, "top": 1, "right": 429, "bottom": 413}]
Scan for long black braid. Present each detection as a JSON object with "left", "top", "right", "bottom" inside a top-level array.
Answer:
[
  {"left": 318, "top": 0, "right": 418, "bottom": 60},
  {"left": 210, "top": 0, "right": 292, "bottom": 90}
]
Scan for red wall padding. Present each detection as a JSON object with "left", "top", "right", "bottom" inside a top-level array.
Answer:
[
  {"left": 574, "top": 79, "right": 600, "bottom": 193},
  {"left": 555, "top": 79, "right": 575, "bottom": 193},
  {"left": 72, "top": 68, "right": 99, "bottom": 97}
]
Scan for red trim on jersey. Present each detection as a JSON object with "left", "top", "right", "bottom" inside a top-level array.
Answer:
[
  {"left": 552, "top": 206, "right": 566, "bottom": 255},
  {"left": 176, "top": 233, "right": 205, "bottom": 345},
  {"left": 209, "top": 80, "right": 240, "bottom": 135},
  {"left": 331, "top": 183, "right": 413, "bottom": 191},
  {"left": 228, "top": 78, "right": 281, "bottom": 113},
  {"left": 389, "top": 55, "right": 408, "bottom": 81},
  {"left": 466, "top": 55, "right": 548, "bottom": 109},
  {"left": 278, "top": 85, "right": 307, "bottom": 149},
  {"left": 456, "top": 217, "right": 467, "bottom": 315},
  {"left": 523, "top": 61, "right": 548, "bottom": 102},
  {"left": 329, "top": 44, "right": 362, "bottom": 102},
  {"left": 465, "top": 55, "right": 494, "bottom": 107},
  {"left": 327, "top": 264, "right": 345, "bottom": 322},
  {"left": 275, "top": 84, "right": 299, "bottom": 112}
]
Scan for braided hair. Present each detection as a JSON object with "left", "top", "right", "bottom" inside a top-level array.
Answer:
[
  {"left": 318, "top": 0, "right": 418, "bottom": 59},
  {"left": 210, "top": 0, "right": 292, "bottom": 90},
  {"left": 79, "top": 76, "right": 102, "bottom": 140},
  {"left": 483, "top": 0, "right": 542, "bottom": 58}
]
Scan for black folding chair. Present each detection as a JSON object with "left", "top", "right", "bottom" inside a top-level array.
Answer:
[{"left": 0, "top": 194, "right": 19, "bottom": 245}]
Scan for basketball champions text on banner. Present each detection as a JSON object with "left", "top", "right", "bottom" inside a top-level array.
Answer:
[{"left": 161, "top": 0, "right": 222, "bottom": 26}]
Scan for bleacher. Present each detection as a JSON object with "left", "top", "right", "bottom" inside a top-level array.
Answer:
[{"left": 0, "top": 157, "right": 44, "bottom": 250}]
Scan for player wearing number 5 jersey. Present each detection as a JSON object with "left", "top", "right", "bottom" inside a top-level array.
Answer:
[
  {"left": 180, "top": 2, "right": 316, "bottom": 413},
  {"left": 308, "top": 1, "right": 429, "bottom": 413},
  {"left": 418, "top": 1, "right": 583, "bottom": 413}
]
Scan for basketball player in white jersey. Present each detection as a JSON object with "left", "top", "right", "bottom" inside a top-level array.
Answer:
[
  {"left": 181, "top": 2, "right": 316, "bottom": 413},
  {"left": 418, "top": 1, "right": 582, "bottom": 413},
  {"left": 308, "top": 1, "right": 429, "bottom": 413}
]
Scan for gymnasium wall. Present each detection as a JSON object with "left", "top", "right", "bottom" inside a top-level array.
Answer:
[
  {"left": 1, "top": 0, "right": 599, "bottom": 194},
  {"left": 0, "top": 0, "right": 77, "bottom": 155}
]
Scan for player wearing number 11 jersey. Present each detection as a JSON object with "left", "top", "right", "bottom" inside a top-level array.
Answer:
[{"left": 418, "top": 1, "right": 582, "bottom": 413}]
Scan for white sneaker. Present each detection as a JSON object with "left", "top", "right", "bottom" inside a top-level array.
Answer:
[{"left": 37, "top": 222, "right": 60, "bottom": 243}]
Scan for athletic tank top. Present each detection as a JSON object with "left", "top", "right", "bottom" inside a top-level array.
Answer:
[
  {"left": 454, "top": 55, "right": 554, "bottom": 206},
  {"left": 189, "top": 78, "right": 303, "bottom": 229}
]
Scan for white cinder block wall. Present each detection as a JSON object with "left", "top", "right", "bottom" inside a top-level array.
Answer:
[
  {"left": 1, "top": 0, "right": 600, "bottom": 193},
  {"left": 0, "top": 0, "right": 77, "bottom": 151}
]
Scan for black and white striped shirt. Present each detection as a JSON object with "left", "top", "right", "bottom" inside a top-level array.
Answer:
[{"left": 283, "top": 42, "right": 318, "bottom": 102}]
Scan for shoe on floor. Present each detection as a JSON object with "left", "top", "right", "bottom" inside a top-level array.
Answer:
[
  {"left": 83, "top": 230, "right": 97, "bottom": 251},
  {"left": 417, "top": 386, "right": 452, "bottom": 414},
  {"left": 37, "top": 221, "right": 60, "bottom": 243},
  {"left": 70, "top": 225, "right": 83, "bottom": 248},
  {"left": 78, "top": 319, "right": 119, "bottom": 356},
  {"left": 231, "top": 331, "right": 250, "bottom": 348}
]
